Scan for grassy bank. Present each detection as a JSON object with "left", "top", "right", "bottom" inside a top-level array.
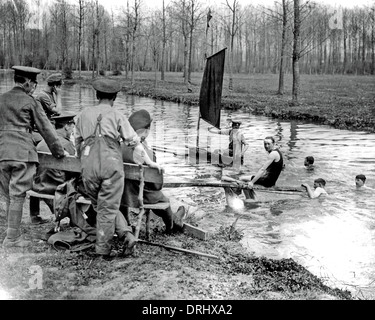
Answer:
[
  {"left": 69, "top": 71, "right": 375, "bottom": 133},
  {"left": 0, "top": 192, "right": 354, "bottom": 301},
  {"left": 0, "top": 199, "right": 352, "bottom": 300}
]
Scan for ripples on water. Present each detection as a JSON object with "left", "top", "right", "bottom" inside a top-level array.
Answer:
[{"left": 1, "top": 73, "right": 375, "bottom": 298}]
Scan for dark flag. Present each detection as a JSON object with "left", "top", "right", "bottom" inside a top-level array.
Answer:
[
  {"left": 199, "top": 48, "right": 226, "bottom": 129},
  {"left": 207, "top": 8, "right": 213, "bottom": 29}
]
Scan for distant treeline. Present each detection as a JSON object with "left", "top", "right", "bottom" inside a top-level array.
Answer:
[{"left": 0, "top": 0, "right": 374, "bottom": 78}]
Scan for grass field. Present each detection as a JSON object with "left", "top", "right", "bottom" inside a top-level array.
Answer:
[{"left": 72, "top": 71, "right": 375, "bottom": 133}]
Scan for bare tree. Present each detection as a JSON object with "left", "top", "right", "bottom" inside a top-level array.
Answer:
[
  {"left": 170, "top": 0, "right": 189, "bottom": 83},
  {"left": 161, "top": 0, "right": 166, "bottom": 80},
  {"left": 77, "top": 0, "right": 85, "bottom": 78},
  {"left": 371, "top": 6, "right": 375, "bottom": 75},
  {"left": 278, "top": 0, "right": 291, "bottom": 94},
  {"left": 292, "top": 0, "right": 301, "bottom": 103},
  {"left": 131, "top": 0, "right": 140, "bottom": 85},
  {"left": 225, "top": 0, "right": 239, "bottom": 90}
]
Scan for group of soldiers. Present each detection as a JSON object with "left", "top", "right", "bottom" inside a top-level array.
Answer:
[{"left": 0, "top": 66, "right": 185, "bottom": 258}]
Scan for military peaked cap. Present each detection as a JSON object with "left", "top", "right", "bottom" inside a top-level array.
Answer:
[
  {"left": 47, "top": 73, "right": 63, "bottom": 83},
  {"left": 129, "top": 109, "right": 153, "bottom": 131},
  {"left": 12, "top": 66, "right": 41, "bottom": 81},
  {"left": 92, "top": 78, "right": 122, "bottom": 94},
  {"left": 51, "top": 112, "right": 76, "bottom": 124}
]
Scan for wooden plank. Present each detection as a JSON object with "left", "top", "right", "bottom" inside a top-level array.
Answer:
[
  {"left": 183, "top": 222, "right": 209, "bottom": 241},
  {"left": 37, "top": 152, "right": 163, "bottom": 184},
  {"left": 38, "top": 152, "right": 81, "bottom": 173},
  {"left": 26, "top": 190, "right": 55, "bottom": 200},
  {"left": 144, "top": 202, "right": 170, "bottom": 210},
  {"left": 163, "top": 180, "right": 304, "bottom": 193}
]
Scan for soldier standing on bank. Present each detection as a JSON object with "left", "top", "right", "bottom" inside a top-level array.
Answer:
[
  {"left": 75, "top": 78, "right": 161, "bottom": 258},
  {"left": 0, "top": 66, "right": 65, "bottom": 248}
]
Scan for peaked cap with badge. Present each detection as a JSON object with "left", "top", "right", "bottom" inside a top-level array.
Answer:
[{"left": 11, "top": 66, "right": 41, "bottom": 81}]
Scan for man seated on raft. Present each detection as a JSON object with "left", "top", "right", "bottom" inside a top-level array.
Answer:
[
  {"left": 221, "top": 136, "right": 284, "bottom": 202},
  {"left": 119, "top": 109, "right": 185, "bottom": 234}
]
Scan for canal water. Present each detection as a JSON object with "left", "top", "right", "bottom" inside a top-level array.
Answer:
[{"left": 1, "top": 71, "right": 375, "bottom": 298}]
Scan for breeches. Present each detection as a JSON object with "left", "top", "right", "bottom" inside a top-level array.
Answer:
[
  {"left": 82, "top": 168, "right": 125, "bottom": 255},
  {"left": 0, "top": 160, "right": 36, "bottom": 201}
]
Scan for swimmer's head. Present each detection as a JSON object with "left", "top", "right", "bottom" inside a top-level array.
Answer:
[
  {"left": 304, "top": 156, "right": 314, "bottom": 167},
  {"left": 355, "top": 174, "right": 366, "bottom": 188},
  {"left": 314, "top": 178, "right": 326, "bottom": 188}
]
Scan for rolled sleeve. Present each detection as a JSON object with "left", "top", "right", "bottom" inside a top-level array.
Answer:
[{"left": 118, "top": 115, "right": 141, "bottom": 146}]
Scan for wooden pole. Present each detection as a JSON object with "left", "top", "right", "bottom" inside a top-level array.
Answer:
[
  {"left": 134, "top": 165, "right": 146, "bottom": 240},
  {"left": 196, "top": 114, "right": 201, "bottom": 153},
  {"left": 163, "top": 181, "right": 305, "bottom": 193},
  {"left": 138, "top": 239, "right": 219, "bottom": 260}
]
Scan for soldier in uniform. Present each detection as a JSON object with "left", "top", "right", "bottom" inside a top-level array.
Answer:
[
  {"left": 31, "top": 73, "right": 64, "bottom": 145},
  {"left": 75, "top": 78, "right": 161, "bottom": 258},
  {"left": 0, "top": 66, "right": 65, "bottom": 248},
  {"left": 30, "top": 113, "right": 77, "bottom": 224},
  {"left": 36, "top": 73, "right": 63, "bottom": 120}
]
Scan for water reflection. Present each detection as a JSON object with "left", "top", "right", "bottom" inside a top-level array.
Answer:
[{"left": 1, "top": 73, "right": 375, "bottom": 298}]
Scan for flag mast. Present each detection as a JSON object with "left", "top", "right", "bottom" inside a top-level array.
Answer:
[{"left": 196, "top": 8, "right": 213, "bottom": 151}]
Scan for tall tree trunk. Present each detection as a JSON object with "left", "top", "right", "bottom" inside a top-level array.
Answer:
[
  {"left": 95, "top": 0, "right": 100, "bottom": 76},
  {"left": 372, "top": 8, "right": 375, "bottom": 75},
  {"left": 188, "top": 1, "right": 195, "bottom": 83},
  {"left": 188, "top": 23, "right": 193, "bottom": 82},
  {"left": 292, "top": 0, "right": 300, "bottom": 104},
  {"left": 161, "top": 0, "right": 166, "bottom": 81},
  {"left": 343, "top": 10, "right": 347, "bottom": 74},
  {"left": 278, "top": 0, "right": 287, "bottom": 95},
  {"left": 78, "top": 0, "right": 84, "bottom": 78},
  {"left": 227, "top": 0, "right": 237, "bottom": 90},
  {"left": 92, "top": 30, "right": 95, "bottom": 78},
  {"left": 362, "top": 15, "right": 366, "bottom": 74}
]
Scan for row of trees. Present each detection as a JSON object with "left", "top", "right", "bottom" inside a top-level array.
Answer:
[{"left": 0, "top": 0, "right": 374, "bottom": 101}]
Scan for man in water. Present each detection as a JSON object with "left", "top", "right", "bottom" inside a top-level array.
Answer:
[
  {"left": 304, "top": 156, "right": 314, "bottom": 170},
  {"left": 301, "top": 178, "right": 328, "bottom": 198},
  {"left": 242, "top": 136, "right": 283, "bottom": 187},
  {"left": 222, "top": 136, "right": 284, "bottom": 203},
  {"left": 355, "top": 174, "right": 374, "bottom": 190}
]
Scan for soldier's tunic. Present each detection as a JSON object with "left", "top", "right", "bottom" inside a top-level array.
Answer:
[
  {"left": 0, "top": 85, "right": 64, "bottom": 241},
  {"left": 36, "top": 90, "right": 59, "bottom": 119},
  {"left": 0, "top": 86, "right": 64, "bottom": 199}
]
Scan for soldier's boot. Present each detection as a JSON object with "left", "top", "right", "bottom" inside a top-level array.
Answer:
[
  {"left": 122, "top": 231, "right": 137, "bottom": 256},
  {"left": 172, "top": 206, "right": 186, "bottom": 232},
  {"left": 29, "top": 197, "right": 49, "bottom": 225},
  {"left": 162, "top": 206, "right": 185, "bottom": 234},
  {"left": 162, "top": 208, "right": 174, "bottom": 235},
  {"left": 3, "top": 199, "right": 31, "bottom": 248}
]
